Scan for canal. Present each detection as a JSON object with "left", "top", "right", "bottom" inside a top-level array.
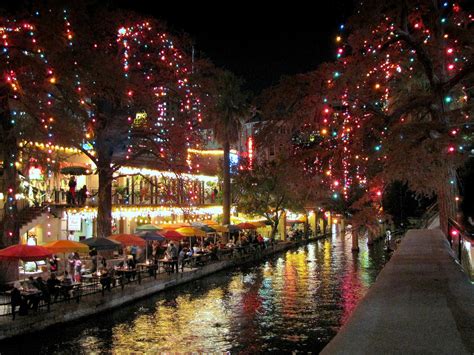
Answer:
[{"left": 2, "top": 232, "right": 390, "bottom": 354}]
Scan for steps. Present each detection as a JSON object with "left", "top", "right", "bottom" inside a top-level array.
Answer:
[{"left": 0, "top": 205, "right": 52, "bottom": 239}]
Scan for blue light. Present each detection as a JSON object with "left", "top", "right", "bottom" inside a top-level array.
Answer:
[{"left": 444, "top": 96, "right": 453, "bottom": 104}]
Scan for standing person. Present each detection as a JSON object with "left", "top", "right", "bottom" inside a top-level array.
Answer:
[
  {"left": 130, "top": 245, "right": 137, "bottom": 264},
  {"left": 170, "top": 242, "right": 179, "bottom": 273},
  {"left": 151, "top": 240, "right": 159, "bottom": 262},
  {"left": 68, "top": 176, "right": 77, "bottom": 205},
  {"left": 78, "top": 185, "right": 88, "bottom": 206},
  {"left": 178, "top": 248, "right": 187, "bottom": 272},
  {"left": 74, "top": 257, "right": 82, "bottom": 283},
  {"left": 68, "top": 252, "right": 75, "bottom": 278},
  {"left": 49, "top": 255, "right": 58, "bottom": 273},
  {"left": 11, "top": 282, "right": 22, "bottom": 320}
]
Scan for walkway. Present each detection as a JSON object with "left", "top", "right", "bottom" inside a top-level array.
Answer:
[{"left": 322, "top": 229, "right": 474, "bottom": 354}]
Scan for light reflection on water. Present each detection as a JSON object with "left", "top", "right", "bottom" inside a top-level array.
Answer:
[{"left": 2, "top": 232, "right": 389, "bottom": 354}]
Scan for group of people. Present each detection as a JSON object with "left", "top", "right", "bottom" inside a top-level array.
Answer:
[
  {"left": 10, "top": 272, "right": 74, "bottom": 319},
  {"left": 66, "top": 176, "right": 88, "bottom": 205}
]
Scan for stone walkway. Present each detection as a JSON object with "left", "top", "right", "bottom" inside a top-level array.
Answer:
[{"left": 322, "top": 229, "right": 474, "bottom": 354}]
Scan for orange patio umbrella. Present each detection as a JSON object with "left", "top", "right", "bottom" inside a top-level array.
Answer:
[
  {"left": 176, "top": 227, "right": 207, "bottom": 238},
  {"left": 249, "top": 221, "right": 266, "bottom": 228},
  {"left": 108, "top": 234, "right": 146, "bottom": 247},
  {"left": 202, "top": 220, "right": 218, "bottom": 226},
  {"left": 160, "top": 223, "right": 190, "bottom": 230},
  {"left": 43, "top": 240, "right": 89, "bottom": 254}
]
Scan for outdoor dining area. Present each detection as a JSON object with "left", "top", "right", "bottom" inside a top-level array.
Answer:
[{"left": 0, "top": 220, "right": 273, "bottom": 319}]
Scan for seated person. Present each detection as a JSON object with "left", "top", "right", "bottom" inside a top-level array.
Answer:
[
  {"left": 127, "top": 257, "right": 136, "bottom": 269},
  {"left": 61, "top": 271, "right": 73, "bottom": 285},
  {"left": 47, "top": 273, "right": 61, "bottom": 301},
  {"left": 99, "top": 268, "right": 112, "bottom": 292}
]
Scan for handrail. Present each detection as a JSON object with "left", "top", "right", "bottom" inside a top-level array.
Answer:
[{"left": 447, "top": 217, "right": 474, "bottom": 265}]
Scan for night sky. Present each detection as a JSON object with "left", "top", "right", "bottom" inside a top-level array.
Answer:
[{"left": 115, "top": 1, "right": 354, "bottom": 93}]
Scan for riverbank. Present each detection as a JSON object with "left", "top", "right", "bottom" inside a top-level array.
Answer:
[
  {"left": 322, "top": 229, "right": 474, "bottom": 354},
  {"left": 0, "top": 236, "right": 323, "bottom": 341}
]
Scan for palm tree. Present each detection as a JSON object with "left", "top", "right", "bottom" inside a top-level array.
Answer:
[{"left": 207, "top": 71, "right": 248, "bottom": 232}]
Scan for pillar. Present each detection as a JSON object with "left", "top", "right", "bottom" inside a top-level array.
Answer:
[
  {"left": 368, "top": 229, "right": 375, "bottom": 246},
  {"left": 327, "top": 212, "right": 332, "bottom": 235},
  {"left": 319, "top": 215, "right": 325, "bottom": 236},
  {"left": 351, "top": 228, "right": 359, "bottom": 252},
  {"left": 278, "top": 211, "right": 287, "bottom": 241},
  {"left": 309, "top": 211, "right": 317, "bottom": 238},
  {"left": 340, "top": 218, "right": 345, "bottom": 234}
]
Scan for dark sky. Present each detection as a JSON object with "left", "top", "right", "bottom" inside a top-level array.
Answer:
[{"left": 115, "top": 1, "right": 354, "bottom": 93}]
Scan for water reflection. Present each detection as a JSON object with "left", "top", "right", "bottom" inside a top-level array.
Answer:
[{"left": 1, "top": 233, "right": 389, "bottom": 354}]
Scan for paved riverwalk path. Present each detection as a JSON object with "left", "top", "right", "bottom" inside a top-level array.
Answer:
[{"left": 322, "top": 229, "right": 474, "bottom": 354}]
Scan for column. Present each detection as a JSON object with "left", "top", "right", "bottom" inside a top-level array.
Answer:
[
  {"left": 309, "top": 211, "right": 317, "bottom": 238},
  {"left": 351, "top": 228, "right": 359, "bottom": 251},
  {"left": 278, "top": 210, "right": 287, "bottom": 241},
  {"left": 319, "top": 215, "right": 325, "bottom": 236}
]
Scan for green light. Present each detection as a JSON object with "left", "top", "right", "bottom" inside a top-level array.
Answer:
[{"left": 445, "top": 96, "right": 452, "bottom": 104}]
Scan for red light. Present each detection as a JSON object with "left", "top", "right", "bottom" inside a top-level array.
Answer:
[{"left": 451, "top": 229, "right": 458, "bottom": 237}]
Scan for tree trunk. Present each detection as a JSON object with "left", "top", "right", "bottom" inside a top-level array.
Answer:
[
  {"left": 270, "top": 219, "right": 279, "bottom": 239},
  {"left": 0, "top": 86, "right": 19, "bottom": 247},
  {"left": 96, "top": 143, "right": 113, "bottom": 239},
  {"left": 0, "top": 85, "right": 19, "bottom": 282},
  {"left": 222, "top": 140, "right": 231, "bottom": 242}
]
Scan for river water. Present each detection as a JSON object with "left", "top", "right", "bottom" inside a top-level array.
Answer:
[{"left": 2, "top": 232, "right": 389, "bottom": 354}]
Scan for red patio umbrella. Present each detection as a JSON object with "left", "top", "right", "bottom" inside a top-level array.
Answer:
[
  {"left": 237, "top": 222, "right": 258, "bottom": 230},
  {"left": 162, "top": 230, "right": 186, "bottom": 242},
  {"left": 108, "top": 234, "right": 146, "bottom": 247},
  {"left": 0, "top": 244, "right": 52, "bottom": 261}
]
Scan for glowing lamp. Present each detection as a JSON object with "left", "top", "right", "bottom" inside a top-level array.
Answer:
[{"left": 451, "top": 229, "right": 458, "bottom": 237}]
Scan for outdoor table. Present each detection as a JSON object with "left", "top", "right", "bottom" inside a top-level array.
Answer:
[
  {"left": 20, "top": 289, "right": 42, "bottom": 311},
  {"left": 136, "top": 263, "right": 158, "bottom": 279},
  {"left": 57, "top": 282, "right": 81, "bottom": 302},
  {"left": 190, "top": 253, "right": 211, "bottom": 267},
  {"left": 158, "top": 259, "right": 175, "bottom": 274},
  {"left": 115, "top": 267, "right": 139, "bottom": 286},
  {"left": 81, "top": 274, "right": 97, "bottom": 283}
]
